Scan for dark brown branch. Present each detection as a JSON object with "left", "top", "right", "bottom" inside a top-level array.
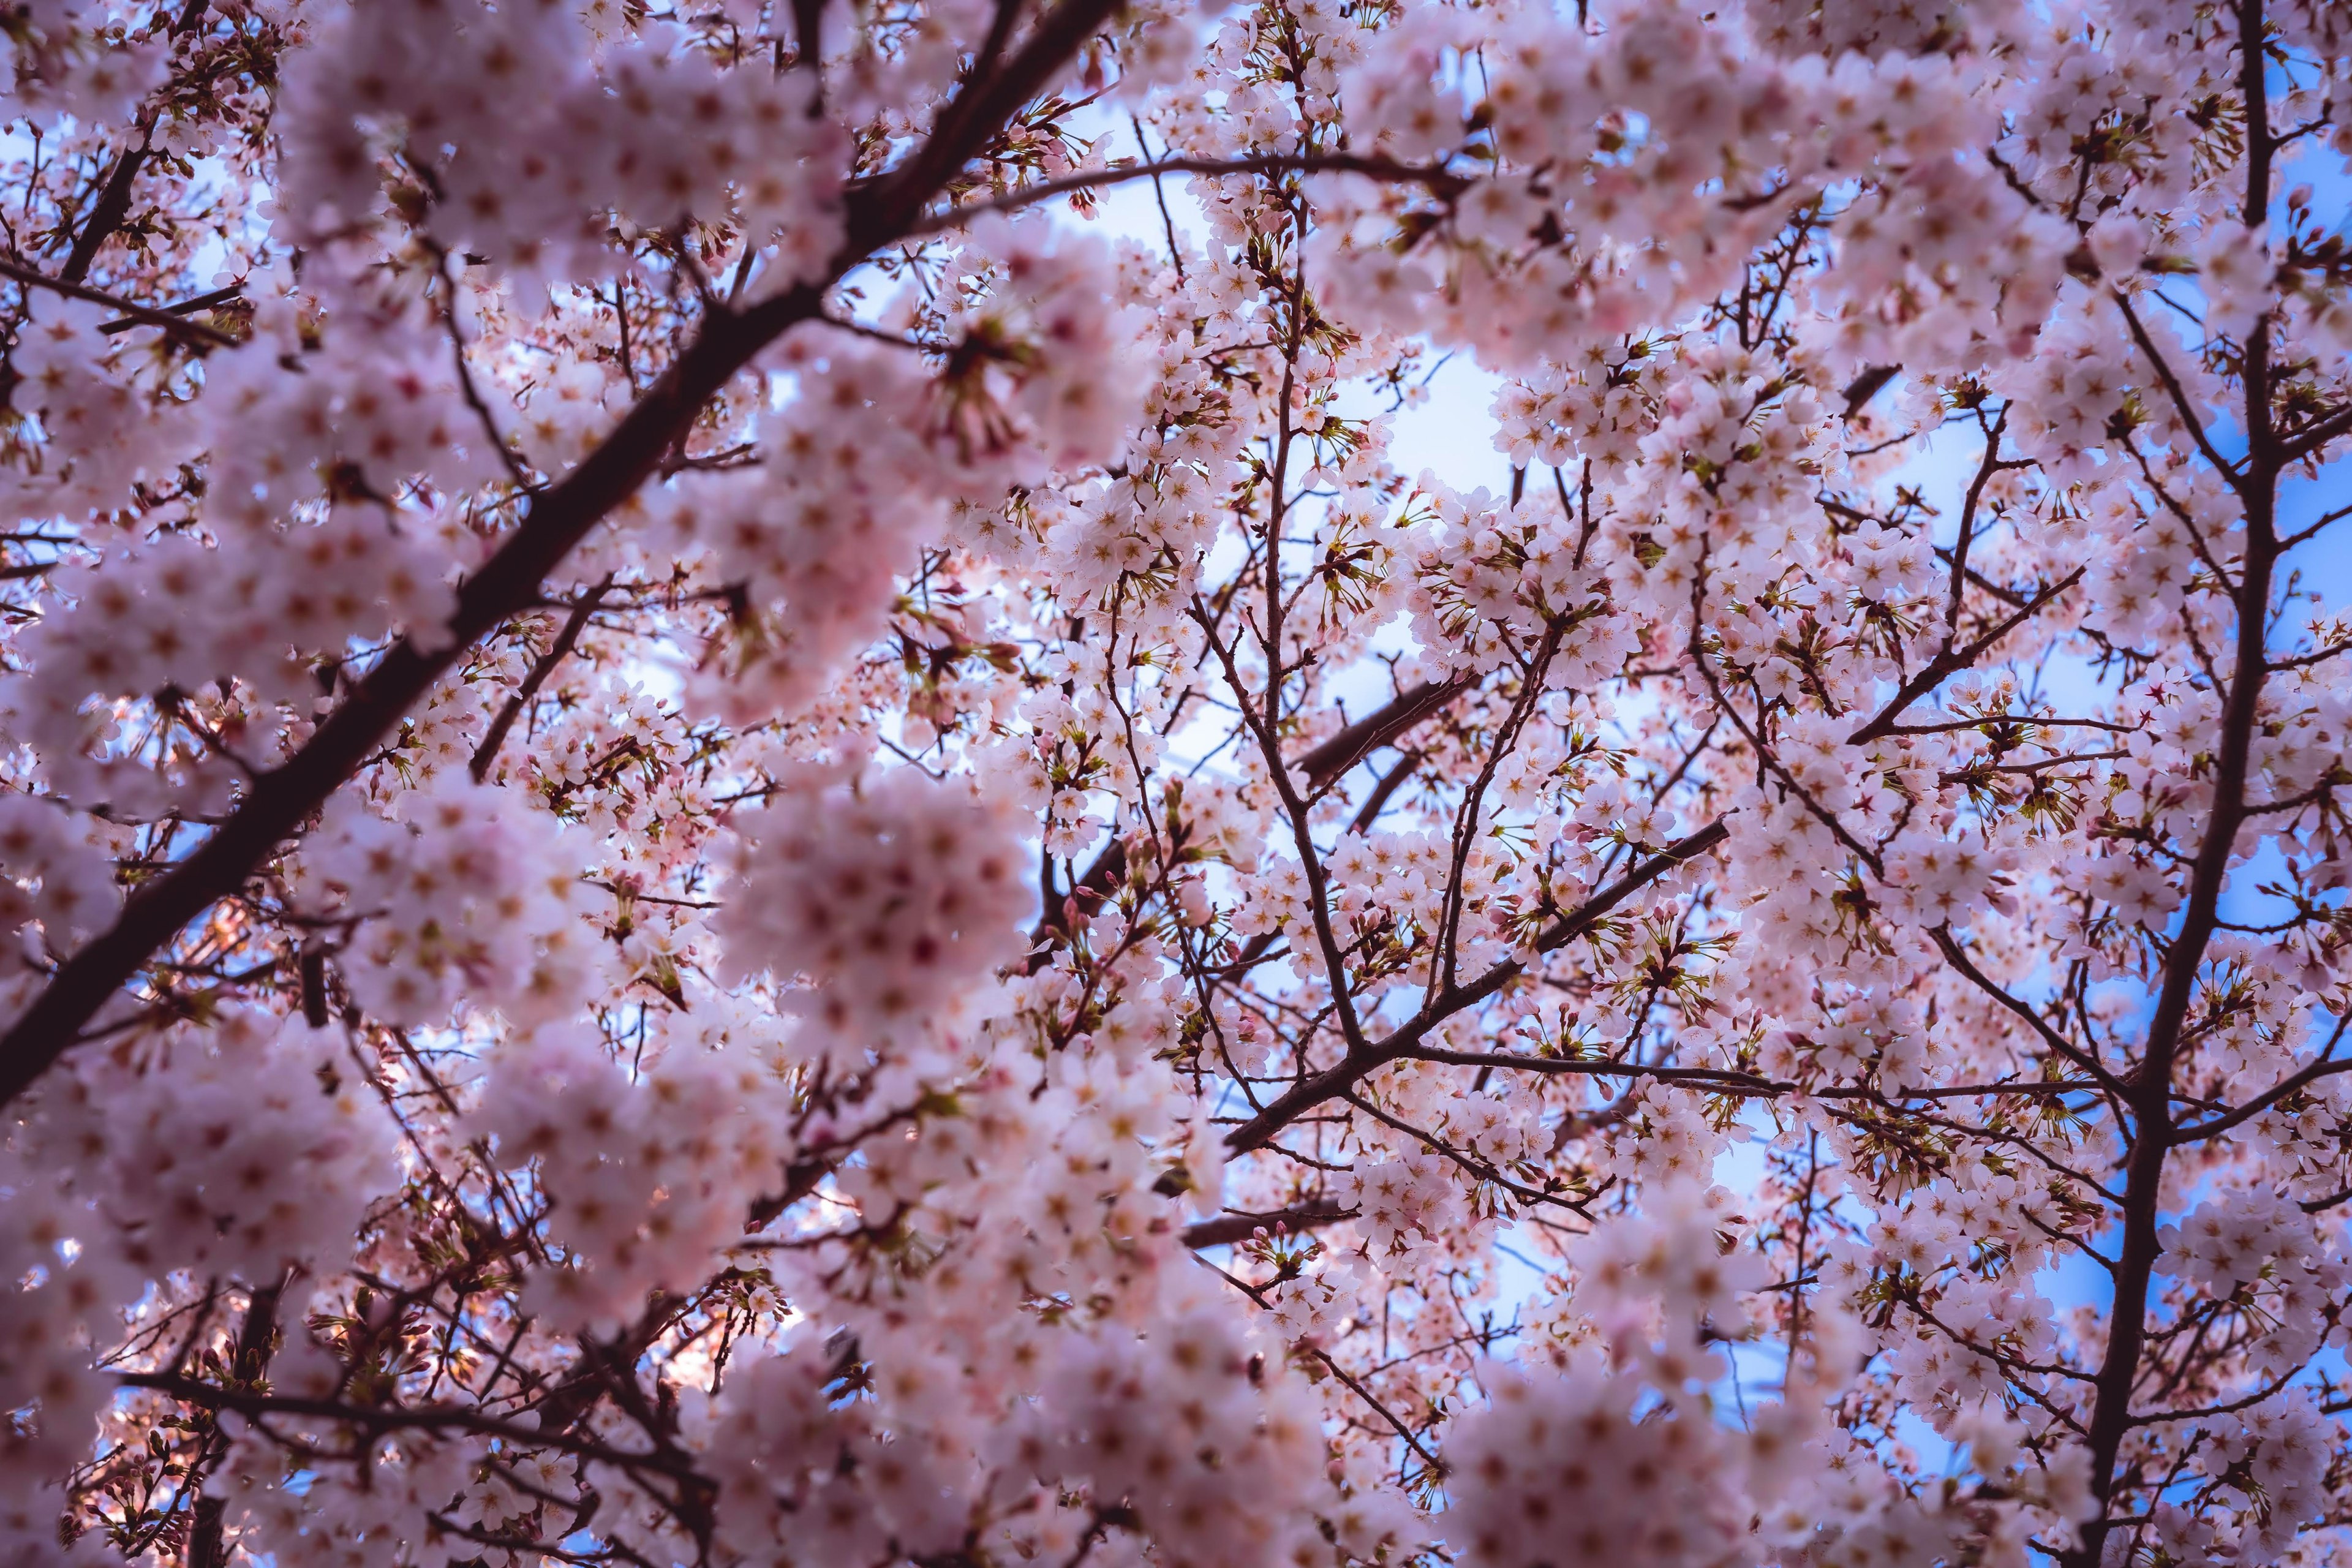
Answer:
[
  {"left": 2173, "top": 1039, "right": 2352, "bottom": 1143},
  {"left": 1841, "top": 363, "right": 1899, "bottom": 419},
  {"left": 1027, "top": 835, "right": 1128, "bottom": 963},
  {"left": 2113, "top": 293, "right": 2246, "bottom": 492},
  {"left": 0, "top": 255, "right": 240, "bottom": 349},
  {"left": 470, "top": 580, "right": 614, "bottom": 782},
  {"left": 1402, "top": 1045, "right": 2098, "bottom": 1102},
  {"left": 2065, "top": 12, "right": 2278, "bottom": 1556},
  {"left": 0, "top": 0, "right": 1133, "bottom": 1111},
  {"left": 97, "top": 282, "right": 244, "bottom": 336},
  {"left": 904, "top": 152, "right": 1472, "bottom": 236},
  {"left": 1845, "top": 567, "right": 2086, "bottom": 745},
  {"left": 2280, "top": 400, "right": 2352, "bottom": 466},
  {"left": 1929, "top": 926, "right": 2127, "bottom": 1098},
  {"left": 121, "top": 1370, "right": 675, "bottom": 1470},
  {"left": 61, "top": 131, "right": 151, "bottom": 284},
  {"left": 1198, "top": 1256, "right": 1439, "bottom": 1471},
  {"left": 1348, "top": 750, "right": 1423, "bottom": 834},
  {"left": 1180, "top": 1198, "right": 1355, "bottom": 1249},
  {"left": 1035, "top": 679, "right": 1461, "bottom": 971},
  {"left": 1294, "top": 676, "right": 1470, "bottom": 794},
  {"left": 186, "top": 1275, "right": 286, "bottom": 1568},
  {"left": 526, "top": 1297, "right": 691, "bottom": 1439},
  {"left": 1223, "top": 818, "right": 1728, "bottom": 1153}
]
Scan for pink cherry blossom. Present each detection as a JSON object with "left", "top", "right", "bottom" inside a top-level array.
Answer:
[{"left": 0, "top": 2, "right": 2344, "bottom": 1567}]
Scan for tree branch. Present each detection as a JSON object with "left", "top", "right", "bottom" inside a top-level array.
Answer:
[
  {"left": 469, "top": 579, "right": 614, "bottom": 783},
  {"left": 1180, "top": 1198, "right": 1356, "bottom": 1249},
  {"left": 1294, "top": 676, "right": 1471, "bottom": 796},
  {"left": 0, "top": 0, "right": 1133, "bottom": 1111},
  {"left": 0, "top": 255, "right": 240, "bottom": 348},
  {"left": 903, "top": 152, "right": 1469, "bottom": 237},
  {"left": 1221, "top": 818, "right": 1728, "bottom": 1153},
  {"left": 2066, "top": 11, "right": 2279, "bottom": 1555},
  {"left": 60, "top": 129, "right": 152, "bottom": 285}
]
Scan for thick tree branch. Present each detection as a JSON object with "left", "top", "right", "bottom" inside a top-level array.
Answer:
[
  {"left": 0, "top": 255, "right": 241, "bottom": 348},
  {"left": 1294, "top": 675, "right": 1471, "bottom": 796},
  {"left": 1180, "top": 1198, "right": 1355, "bottom": 1249},
  {"left": 121, "top": 1370, "right": 677, "bottom": 1471},
  {"left": 0, "top": 0, "right": 1131, "bottom": 1110},
  {"left": 2066, "top": 11, "right": 2278, "bottom": 1557},
  {"left": 60, "top": 130, "right": 151, "bottom": 285}
]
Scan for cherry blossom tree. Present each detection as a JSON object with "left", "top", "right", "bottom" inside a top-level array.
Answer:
[{"left": 1, "top": 0, "right": 2350, "bottom": 1564}]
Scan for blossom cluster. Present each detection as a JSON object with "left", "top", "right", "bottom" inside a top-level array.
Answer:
[{"left": 0, "top": 1, "right": 2345, "bottom": 1567}]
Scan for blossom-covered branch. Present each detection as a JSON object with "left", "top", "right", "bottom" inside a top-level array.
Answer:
[{"left": 0, "top": 2, "right": 2350, "bottom": 1567}]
